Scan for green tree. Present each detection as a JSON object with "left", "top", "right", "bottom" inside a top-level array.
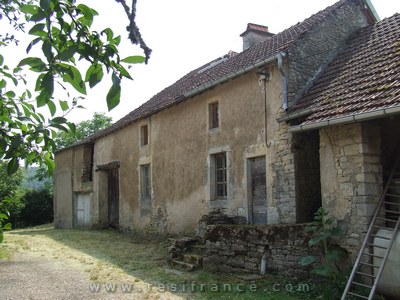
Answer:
[
  {"left": 1, "top": 0, "right": 150, "bottom": 176},
  {"left": 19, "top": 188, "right": 53, "bottom": 227},
  {"left": 0, "top": 0, "right": 150, "bottom": 242},
  {"left": 0, "top": 161, "right": 23, "bottom": 241},
  {"left": 54, "top": 112, "right": 112, "bottom": 150}
]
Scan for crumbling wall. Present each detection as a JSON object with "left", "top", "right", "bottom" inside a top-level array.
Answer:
[{"left": 203, "top": 224, "right": 317, "bottom": 276}]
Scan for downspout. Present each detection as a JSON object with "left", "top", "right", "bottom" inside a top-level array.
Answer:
[{"left": 276, "top": 52, "right": 288, "bottom": 111}]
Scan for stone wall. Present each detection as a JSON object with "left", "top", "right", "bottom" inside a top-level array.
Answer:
[
  {"left": 270, "top": 119, "right": 296, "bottom": 224},
  {"left": 319, "top": 123, "right": 382, "bottom": 254},
  {"left": 287, "top": 0, "right": 371, "bottom": 106},
  {"left": 203, "top": 224, "right": 317, "bottom": 276}
]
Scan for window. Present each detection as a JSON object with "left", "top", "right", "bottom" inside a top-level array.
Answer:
[
  {"left": 213, "top": 153, "right": 227, "bottom": 198},
  {"left": 140, "top": 125, "right": 149, "bottom": 146},
  {"left": 209, "top": 102, "right": 219, "bottom": 129},
  {"left": 140, "top": 164, "right": 151, "bottom": 202},
  {"left": 140, "top": 164, "right": 151, "bottom": 214},
  {"left": 81, "top": 144, "right": 94, "bottom": 182}
]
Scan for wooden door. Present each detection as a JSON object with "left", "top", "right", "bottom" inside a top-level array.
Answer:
[
  {"left": 108, "top": 168, "right": 119, "bottom": 228},
  {"left": 76, "top": 193, "right": 91, "bottom": 228},
  {"left": 250, "top": 156, "right": 267, "bottom": 224}
]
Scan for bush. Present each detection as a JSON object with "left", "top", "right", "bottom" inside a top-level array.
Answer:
[{"left": 19, "top": 189, "right": 53, "bottom": 227}]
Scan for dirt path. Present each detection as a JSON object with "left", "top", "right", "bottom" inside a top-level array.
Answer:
[
  {"left": 1, "top": 251, "right": 181, "bottom": 300},
  {"left": 0, "top": 229, "right": 182, "bottom": 300}
]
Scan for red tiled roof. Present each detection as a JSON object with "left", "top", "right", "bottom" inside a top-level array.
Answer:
[
  {"left": 71, "top": 0, "right": 352, "bottom": 147},
  {"left": 289, "top": 13, "right": 400, "bottom": 128}
]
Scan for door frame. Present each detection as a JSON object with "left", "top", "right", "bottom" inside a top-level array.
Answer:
[{"left": 245, "top": 155, "right": 267, "bottom": 225}]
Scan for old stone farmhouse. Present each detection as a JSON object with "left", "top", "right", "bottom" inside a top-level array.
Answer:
[{"left": 54, "top": 0, "right": 399, "bottom": 254}]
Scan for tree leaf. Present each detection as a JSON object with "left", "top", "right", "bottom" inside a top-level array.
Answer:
[
  {"left": 28, "top": 23, "right": 46, "bottom": 37},
  {"left": 59, "top": 100, "right": 69, "bottom": 111},
  {"left": 59, "top": 63, "right": 86, "bottom": 94},
  {"left": 101, "top": 28, "right": 114, "bottom": 41},
  {"left": 331, "top": 227, "right": 344, "bottom": 237},
  {"left": 41, "top": 71, "right": 54, "bottom": 97},
  {"left": 326, "top": 247, "right": 348, "bottom": 261},
  {"left": 40, "top": 0, "right": 51, "bottom": 11},
  {"left": 299, "top": 255, "right": 316, "bottom": 266},
  {"left": 42, "top": 40, "right": 53, "bottom": 61},
  {"left": 51, "top": 117, "right": 67, "bottom": 124},
  {"left": 47, "top": 100, "right": 56, "bottom": 117},
  {"left": 59, "top": 45, "right": 78, "bottom": 61},
  {"left": 20, "top": 4, "right": 39, "bottom": 15},
  {"left": 311, "top": 264, "right": 335, "bottom": 277},
  {"left": 26, "top": 38, "right": 42, "bottom": 54},
  {"left": 37, "top": 90, "right": 50, "bottom": 107},
  {"left": 77, "top": 4, "right": 94, "bottom": 27},
  {"left": 117, "top": 64, "right": 132, "bottom": 80},
  {"left": 50, "top": 123, "right": 69, "bottom": 132},
  {"left": 3, "top": 223, "right": 12, "bottom": 230},
  {"left": 30, "top": 8, "right": 46, "bottom": 22},
  {"left": 106, "top": 73, "right": 121, "bottom": 111},
  {"left": 121, "top": 55, "right": 145, "bottom": 64},
  {"left": 7, "top": 157, "right": 19, "bottom": 175},
  {"left": 18, "top": 57, "right": 46, "bottom": 72},
  {"left": 85, "top": 64, "right": 103, "bottom": 88}
]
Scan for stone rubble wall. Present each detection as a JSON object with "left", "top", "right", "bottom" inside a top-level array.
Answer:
[
  {"left": 203, "top": 224, "right": 318, "bottom": 277},
  {"left": 320, "top": 123, "right": 382, "bottom": 255}
]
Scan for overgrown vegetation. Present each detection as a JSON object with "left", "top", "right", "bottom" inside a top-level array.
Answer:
[
  {"left": 0, "top": 0, "right": 150, "bottom": 243},
  {"left": 299, "top": 207, "right": 349, "bottom": 280},
  {"left": 1, "top": 225, "right": 349, "bottom": 299},
  {"left": 0, "top": 161, "right": 52, "bottom": 229}
]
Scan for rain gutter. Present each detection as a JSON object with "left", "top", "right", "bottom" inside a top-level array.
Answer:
[{"left": 289, "top": 105, "right": 400, "bottom": 133}]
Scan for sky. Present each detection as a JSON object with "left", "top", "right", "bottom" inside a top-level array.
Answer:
[{"left": 3, "top": 0, "right": 400, "bottom": 123}]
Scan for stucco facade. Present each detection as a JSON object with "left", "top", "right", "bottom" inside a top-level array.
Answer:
[{"left": 53, "top": 0, "right": 394, "bottom": 256}]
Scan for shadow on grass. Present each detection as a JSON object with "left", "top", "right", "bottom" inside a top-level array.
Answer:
[{"left": 8, "top": 225, "right": 343, "bottom": 300}]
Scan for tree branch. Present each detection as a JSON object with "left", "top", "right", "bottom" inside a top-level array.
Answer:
[{"left": 114, "top": 0, "right": 152, "bottom": 63}]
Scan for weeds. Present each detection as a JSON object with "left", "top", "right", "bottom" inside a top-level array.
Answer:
[{"left": 1, "top": 224, "right": 347, "bottom": 299}]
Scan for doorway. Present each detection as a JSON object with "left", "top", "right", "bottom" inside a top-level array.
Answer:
[
  {"left": 248, "top": 156, "right": 267, "bottom": 224},
  {"left": 293, "top": 131, "right": 321, "bottom": 223},
  {"left": 108, "top": 168, "right": 119, "bottom": 228},
  {"left": 75, "top": 193, "right": 91, "bottom": 228}
]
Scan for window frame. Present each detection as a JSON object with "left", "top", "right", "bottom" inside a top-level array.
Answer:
[
  {"left": 140, "top": 164, "right": 152, "bottom": 213},
  {"left": 208, "top": 101, "right": 219, "bottom": 130},
  {"left": 140, "top": 124, "right": 149, "bottom": 146},
  {"left": 214, "top": 152, "right": 227, "bottom": 198}
]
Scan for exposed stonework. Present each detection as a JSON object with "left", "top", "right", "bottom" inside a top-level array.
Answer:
[
  {"left": 320, "top": 123, "right": 382, "bottom": 255},
  {"left": 271, "top": 119, "right": 296, "bottom": 223},
  {"left": 203, "top": 224, "right": 317, "bottom": 276},
  {"left": 144, "top": 206, "right": 170, "bottom": 237},
  {"left": 287, "top": 0, "right": 370, "bottom": 106}
]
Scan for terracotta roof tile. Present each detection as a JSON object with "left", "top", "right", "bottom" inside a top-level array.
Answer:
[
  {"left": 240, "top": 23, "right": 271, "bottom": 36},
  {"left": 290, "top": 13, "right": 400, "bottom": 126},
  {"left": 74, "top": 0, "right": 350, "bottom": 146}
]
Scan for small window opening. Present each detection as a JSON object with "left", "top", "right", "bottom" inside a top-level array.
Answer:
[
  {"left": 209, "top": 102, "right": 219, "bottom": 129},
  {"left": 140, "top": 125, "right": 149, "bottom": 146}
]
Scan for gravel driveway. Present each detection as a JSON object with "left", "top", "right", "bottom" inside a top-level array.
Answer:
[{"left": 1, "top": 251, "right": 180, "bottom": 300}]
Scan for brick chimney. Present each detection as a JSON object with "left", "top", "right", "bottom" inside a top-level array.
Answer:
[{"left": 240, "top": 23, "right": 275, "bottom": 51}]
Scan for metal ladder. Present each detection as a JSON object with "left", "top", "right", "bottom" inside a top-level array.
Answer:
[{"left": 341, "top": 155, "right": 400, "bottom": 300}]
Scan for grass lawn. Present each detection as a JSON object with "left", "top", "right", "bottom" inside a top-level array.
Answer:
[{"left": 0, "top": 224, "right": 346, "bottom": 299}]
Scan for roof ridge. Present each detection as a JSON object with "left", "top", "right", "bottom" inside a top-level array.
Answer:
[
  {"left": 288, "top": 13, "right": 400, "bottom": 129},
  {"left": 62, "top": 0, "right": 360, "bottom": 150}
]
